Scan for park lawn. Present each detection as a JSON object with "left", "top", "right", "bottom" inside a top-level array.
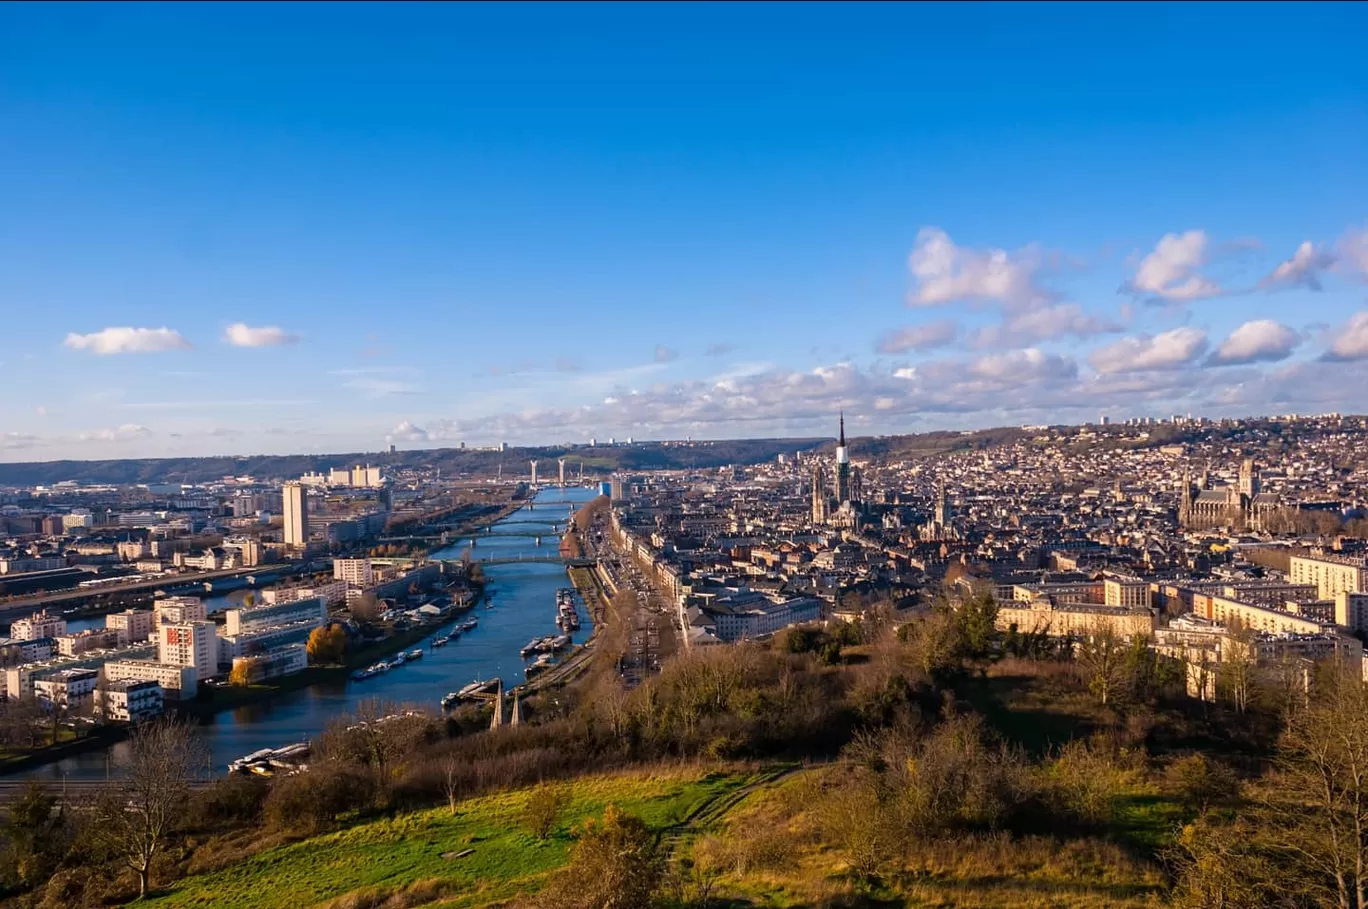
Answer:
[{"left": 145, "top": 768, "right": 753, "bottom": 909}]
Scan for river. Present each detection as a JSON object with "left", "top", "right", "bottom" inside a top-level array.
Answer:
[{"left": 17, "top": 487, "right": 598, "bottom": 780}]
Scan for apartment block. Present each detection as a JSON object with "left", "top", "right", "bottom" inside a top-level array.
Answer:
[
  {"left": 158, "top": 621, "right": 217, "bottom": 683},
  {"left": 1291, "top": 554, "right": 1368, "bottom": 600}
]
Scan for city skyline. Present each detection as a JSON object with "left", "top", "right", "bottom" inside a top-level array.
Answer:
[{"left": 2, "top": 2, "right": 1367, "bottom": 461}]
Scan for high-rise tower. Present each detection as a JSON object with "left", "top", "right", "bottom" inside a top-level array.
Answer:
[{"left": 283, "top": 482, "right": 309, "bottom": 547}]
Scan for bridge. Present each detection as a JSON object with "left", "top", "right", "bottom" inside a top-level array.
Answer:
[{"left": 441, "top": 556, "right": 597, "bottom": 568}]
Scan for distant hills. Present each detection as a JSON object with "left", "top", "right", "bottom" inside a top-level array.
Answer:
[{"left": 0, "top": 438, "right": 832, "bottom": 486}]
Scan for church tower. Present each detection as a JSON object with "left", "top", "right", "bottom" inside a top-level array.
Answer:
[
  {"left": 835, "top": 412, "right": 851, "bottom": 505},
  {"left": 1238, "top": 458, "right": 1260, "bottom": 499},
  {"left": 810, "top": 463, "right": 828, "bottom": 525},
  {"left": 1179, "top": 465, "right": 1193, "bottom": 528}
]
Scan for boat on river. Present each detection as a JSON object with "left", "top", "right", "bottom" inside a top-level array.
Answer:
[
  {"left": 525, "top": 654, "right": 555, "bottom": 676},
  {"left": 229, "top": 742, "right": 310, "bottom": 775}
]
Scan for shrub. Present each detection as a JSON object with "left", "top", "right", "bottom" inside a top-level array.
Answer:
[{"left": 522, "top": 782, "right": 569, "bottom": 840}]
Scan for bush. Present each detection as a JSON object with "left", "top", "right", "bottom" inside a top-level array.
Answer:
[
  {"left": 187, "top": 774, "right": 271, "bottom": 830},
  {"left": 522, "top": 782, "right": 569, "bottom": 840},
  {"left": 533, "top": 805, "right": 663, "bottom": 909},
  {"left": 264, "top": 765, "right": 378, "bottom": 835}
]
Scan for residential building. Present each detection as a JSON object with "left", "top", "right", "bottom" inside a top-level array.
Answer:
[
  {"left": 154, "top": 596, "right": 208, "bottom": 627},
  {"left": 261, "top": 580, "right": 346, "bottom": 607},
  {"left": 229, "top": 643, "right": 309, "bottom": 684},
  {"left": 283, "top": 481, "right": 309, "bottom": 546},
  {"left": 223, "top": 597, "right": 327, "bottom": 636},
  {"left": 0, "top": 557, "right": 65, "bottom": 574},
  {"left": 105, "top": 609, "right": 156, "bottom": 645},
  {"left": 1336, "top": 591, "right": 1368, "bottom": 633},
  {"left": 1291, "top": 554, "right": 1368, "bottom": 600},
  {"left": 1104, "top": 578, "right": 1150, "bottom": 609},
  {"left": 996, "top": 598, "right": 1156, "bottom": 640},
  {"left": 104, "top": 661, "right": 198, "bottom": 699},
  {"left": 10, "top": 611, "right": 66, "bottom": 641},
  {"left": 100, "top": 679, "right": 163, "bottom": 722},
  {"left": 33, "top": 668, "right": 98, "bottom": 711},
  {"left": 158, "top": 621, "right": 217, "bottom": 682},
  {"left": 333, "top": 558, "right": 374, "bottom": 586},
  {"left": 53, "top": 628, "right": 122, "bottom": 657}
]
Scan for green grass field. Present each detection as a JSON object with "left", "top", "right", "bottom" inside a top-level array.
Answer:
[{"left": 145, "top": 769, "right": 754, "bottom": 909}]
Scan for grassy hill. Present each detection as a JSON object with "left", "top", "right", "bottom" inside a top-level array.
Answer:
[
  {"left": 145, "top": 769, "right": 755, "bottom": 909},
  {"left": 140, "top": 761, "right": 1170, "bottom": 909}
]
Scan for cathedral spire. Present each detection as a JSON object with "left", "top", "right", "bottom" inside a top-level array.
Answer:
[{"left": 838, "top": 411, "right": 845, "bottom": 447}]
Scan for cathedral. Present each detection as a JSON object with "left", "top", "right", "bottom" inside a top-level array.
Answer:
[
  {"left": 1179, "top": 458, "right": 1277, "bottom": 532},
  {"left": 811, "top": 414, "right": 863, "bottom": 529}
]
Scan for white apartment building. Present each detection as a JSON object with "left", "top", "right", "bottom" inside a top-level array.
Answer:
[
  {"left": 105, "top": 609, "right": 156, "bottom": 645},
  {"left": 223, "top": 597, "right": 327, "bottom": 636},
  {"left": 33, "top": 668, "right": 98, "bottom": 710},
  {"left": 104, "top": 661, "right": 198, "bottom": 699},
  {"left": 283, "top": 482, "right": 309, "bottom": 546},
  {"left": 100, "top": 679, "right": 163, "bottom": 722},
  {"left": 333, "top": 558, "right": 374, "bottom": 586},
  {"left": 1291, "top": 554, "right": 1368, "bottom": 600},
  {"left": 10, "top": 611, "right": 66, "bottom": 641},
  {"left": 54, "top": 629, "right": 121, "bottom": 657},
  {"left": 154, "top": 596, "right": 208, "bottom": 627},
  {"left": 158, "top": 621, "right": 217, "bottom": 683},
  {"left": 262, "top": 579, "right": 346, "bottom": 607}
]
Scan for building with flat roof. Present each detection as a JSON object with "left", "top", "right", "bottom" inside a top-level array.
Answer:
[
  {"left": 100, "top": 679, "right": 163, "bottom": 723},
  {"left": 1291, "top": 554, "right": 1368, "bottom": 600},
  {"left": 10, "top": 611, "right": 66, "bottom": 642},
  {"left": 33, "top": 668, "right": 98, "bottom": 710},
  {"left": 104, "top": 661, "right": 198, "bottom": 699},
  {"left": 283, "top": 481, "right": 309, "bottom": 546},
  {"left": 158, "top": 621, "right": 217, "bottom": 683}
]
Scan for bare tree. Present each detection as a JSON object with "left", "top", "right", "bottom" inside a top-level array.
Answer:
[
  {"left": 1264, "top": 669, "right": 1368, "bottom": 909},
  {"left": 1220, "top": 619, "right": 1258, "bottom": 714},
  {"left": 442, "top": 755, "right": 461, "bottom": 816},
  {"left": 92, "top": 716, "right": 209, "bottom": 898},
  {"left": 1076, "top": 622, "right": 1126, "bottom": 707}
]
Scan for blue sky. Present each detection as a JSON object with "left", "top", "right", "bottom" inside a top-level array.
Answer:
[{"left": 1, "top": 1, "right": 1366, "bottom": 460}]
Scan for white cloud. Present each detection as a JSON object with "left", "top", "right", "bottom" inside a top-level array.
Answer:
[
  {"left": 971, "top": 303, "right": 1121, "bottom": 348},
  {"left": 1089, "top": 327, "right": 1209, "bottom": 374},
  {"left": 968, "top": 348, "right": 1078, "bottom": 383},
  {"left": 1261, "top": 240, "right": 1337, "bottom": 291},
  {"left": 224, "top": 323, "right": 300, "bottom": 347},
  {"left": 1209, "top": 320, "right": 1300, "bottom": 365},
  {"left": 876, "top": 320, "right": 959, "bottom": 354},
  {"left": 1338, "top": 226, "right": 1368, "bottom": 280},
  {"left": 388, "top": 420, "right": 429, "bottom": 442},
  {"left": 907, "top": 227, "right": 1052, "bottom": 311},
  {"left": 653, "top": 345, "right": 678, "bottom": 363},
  {"left": 0, "top": 432, "right": 41, "bottom": 451},
  {"left": 79, "top": 424, "right": 153, "bottom": 443},
  {"left": 1322, "top": 311, "right": 1368, "bottom": 361},
  {"left": 64, "top": 327, "right": 191, "bottom": 355},
  {"left": 344, "top": 377, "right": 423, "bottom": 399},
  {"left": 1127, "top": 231, "right": 1222, "bottom": 302}
]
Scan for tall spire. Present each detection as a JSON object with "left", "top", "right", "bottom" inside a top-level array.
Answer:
[{"left": 838, "top": 411, "right": 845, "bottom": 447}]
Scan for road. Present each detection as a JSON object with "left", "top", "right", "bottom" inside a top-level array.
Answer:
[
  {"left": 0, "top": 777, "right": 211, "bottom": 805},
  {"left": 0, "top": 564, "right": 298, "bottom": 621}
]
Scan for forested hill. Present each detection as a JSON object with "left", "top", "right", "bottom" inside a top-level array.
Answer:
[{"left": 0, "top": 437, "right": 830, "bottom": 486}]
